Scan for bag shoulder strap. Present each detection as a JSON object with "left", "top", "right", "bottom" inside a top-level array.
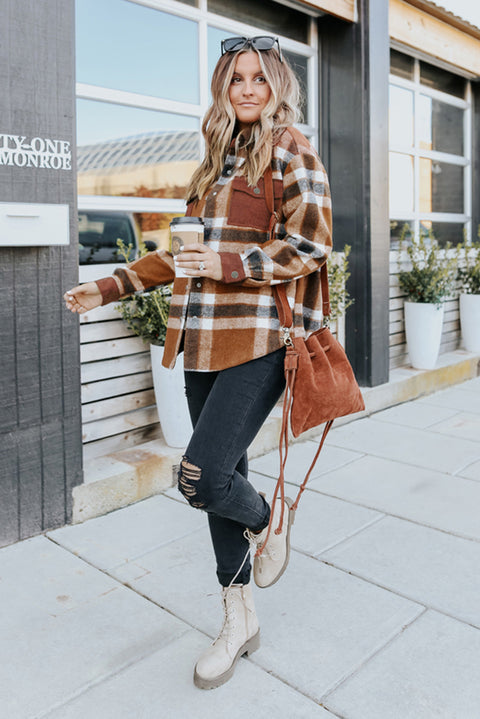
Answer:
[
  {"left": 250, "top": 165, "right": 336, "bottom": 556},
  {"left": 263, "top": 164, "right": 331, "bottom": 321}
]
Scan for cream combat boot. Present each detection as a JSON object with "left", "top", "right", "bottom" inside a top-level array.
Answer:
[
  {"left": 194, "top": 583, "right": 260, "bottom": 690},
  {"left": 246, "top": 496, "right": 295, "bottom": 588}
]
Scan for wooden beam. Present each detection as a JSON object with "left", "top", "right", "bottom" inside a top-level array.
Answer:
[
  {"left": 403, "top": 0, "right": 480, "bottom": 41},
  {"left": 390, "top": 0, "right": 480, "bottom": 76},
  {"left": 298, "top": 0, "right": 356, "bottom": 22}
]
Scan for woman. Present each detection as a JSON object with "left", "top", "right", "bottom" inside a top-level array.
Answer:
[{"left": 65, "top": 36, "right": 332, "bottom": 690}]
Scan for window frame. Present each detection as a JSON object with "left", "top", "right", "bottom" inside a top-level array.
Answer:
[
  {"left": 76, "top": 0, "right": 318, "bottom": 215},
  {"left": 389, "top": 53, "right": 472, "bottom": 244}
]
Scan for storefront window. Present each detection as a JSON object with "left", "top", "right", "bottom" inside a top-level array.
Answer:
[
  {"left": 389, "top": 50, "right": 470, "bottom": 247},
  {"left": 208, "top": 0, "right": 310, "bottom": 43},
  {"left": 78, "top": 209, "right": 182, "bottom": 264},
  {"left": 76, "top": 0, "right": 199, "bottom": 104},
  {"left": 389, "top": 85, "right": 414, "bottom": 148},
  {"left": 420, "top": 60, "right": 466, "bottom": 99},
  {"left": 417, "top": 95, "right": 463, "bottom": 155},
  {"left": 389, "top": 153, "right": 414, "bottom": 216},
  {"left": 77, "top": 99, "right": 200, "bottom": 199},
  {"left": 419, "top": 159, "right": 464, "bottom": 215},
  {"left": 423, "top": 221, "right": 465, "bottom": 246},
  {"left": 76, "top": 0, "right": 317, "bottom": 261},
  {"left": 390, "top": 49, "right": 414, "bottom": 81}
]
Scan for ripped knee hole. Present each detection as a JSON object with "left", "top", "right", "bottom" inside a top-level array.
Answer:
[{"left": 178, "top": 457, "right": 205, "bottom": 509}]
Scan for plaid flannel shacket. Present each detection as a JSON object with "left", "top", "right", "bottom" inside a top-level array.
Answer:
[{"left": 96, "top": 127, "right": 333, "bottom": 371}]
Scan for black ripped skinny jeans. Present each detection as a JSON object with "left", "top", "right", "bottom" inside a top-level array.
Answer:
[{"left": 180, "top": 347, "right": 286, "bottom": 587}]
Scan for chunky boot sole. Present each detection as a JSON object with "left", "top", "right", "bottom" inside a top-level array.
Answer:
[
  {"left": 193, "top": 630, "right": 260, "bottom": 690},
  {"left": 255, "top": 497, "right": 296, "bottom": 589}
]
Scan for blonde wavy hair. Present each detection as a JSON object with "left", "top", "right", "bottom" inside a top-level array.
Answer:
[{"left": 185, "top": 47, "right": 301, "bottom": 203}]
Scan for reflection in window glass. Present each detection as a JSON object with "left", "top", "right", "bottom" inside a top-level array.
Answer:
[
  {"left": 417, "top": 95, "right": 463, "bottom": 155},
  {"left": 283, "top": 51, "right": 308, "bottom": 122},
  {"left": 390, "top": 49, "right": 414, "bottom": 80},
  {"left": 78, "top": 210, "right": 184, "bottom": 264},
  {"left": 79, "top": 210, "right": 138, "bottom": 264},
  {"left": 389, "top": 85, "right": 413, "bottom": 147},
  {"left": 420, "top": 61, "right": 466, "bottom": 99},
  {"left": 208, "top": 26, "right": 229, "bottom": 84},
  {"left": 390, "top": 219, "right": 413, "bottom": 248},
  {"left": 425, "top": 221, "right": 464, "bottom": 247},
  {"left": 77, "top": 99, "right": 200, "bottom": 199},
  {"left": 208, "top": 0, "right": 309, "bottom": 43},
  {"left": 76, "top": 0, "right": 199, "bottom": 103},
  {"left": 389, "top": 153, "right": 414, "bottom": 216},
  {"left": 419, "top": 159, "right": 464, "bottom": 214}
]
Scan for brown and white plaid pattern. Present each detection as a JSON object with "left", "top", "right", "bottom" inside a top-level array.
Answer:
[{"left": 96, "top": 127, "right": 332, "bottom": 371}]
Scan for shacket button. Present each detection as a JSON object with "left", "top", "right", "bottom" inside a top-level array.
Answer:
[
  {"left": 231, "top": 271, "right": 239, "bottom": 279},
  {"left": 196, "top": 282, "right": 202, "bottom": 288},
  {"left": 253, "top": 187, "right": 260, "bottom": 194}
]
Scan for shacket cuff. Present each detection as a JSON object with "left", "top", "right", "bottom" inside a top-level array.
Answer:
[
  {"left": 96, "top": 277, "right": 121, "bottom": 306},
  {"left": 219, "top": 252, "right": 246, "bottom": 283}
]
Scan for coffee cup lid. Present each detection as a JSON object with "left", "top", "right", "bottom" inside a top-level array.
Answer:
[{"left": 170, "top": 216, "right": 204, "bottom": 226}]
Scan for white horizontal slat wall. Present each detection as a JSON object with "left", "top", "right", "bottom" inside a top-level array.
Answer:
[
  {"left": 389, "top": 250, "right": 461, "bottom": 369},
  {"left": 79, "top": 265, "right": 162, "bottom": 461}
]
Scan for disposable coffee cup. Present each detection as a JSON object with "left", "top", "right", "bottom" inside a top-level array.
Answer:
[{"left": 170, "top": 216, "right": 204, "bottom": 278}]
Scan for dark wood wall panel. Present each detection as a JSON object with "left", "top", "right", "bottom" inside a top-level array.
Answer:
[
  {"left": 319, "top": 0, "right": 390, "bottom": 387},
  {"left": 0, "top": 0, "right": 82, "bottom": 547}
]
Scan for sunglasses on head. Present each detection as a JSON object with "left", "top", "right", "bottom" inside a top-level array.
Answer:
[{"left": 221, "top": 36, "right": 283, "bottom": 62}]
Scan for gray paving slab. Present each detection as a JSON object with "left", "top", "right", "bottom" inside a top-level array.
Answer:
[
  {"left": 427, "top": 412, "right": 480, "bottom": 443},
  {"left": 308, "top": 455, "right": 480, "bottom": 540},
  {"left": 250, "top": 440, "right": 364, "bottom": 483},
  {"left": 370, "top": 401, "right": 459, "bottom": 429},
  {"left": 0, "top": 536, "right": 188, "bottom": 719},
  {"left": 111, "top": 527, "right": 222, "bottom": 636},
  {"left": 48, "top": 494, "right": 204, "bottom": 571},
  {"left": 327, "top": 417, "right": 480, "bottom": 475},
  {"left": 114, "top": 530, "right": 423, "bottom": 702},
  {"left": 43, "top": 629, "right": 335, "bottom": 719},
  {"left": 419, "top": 386, "right": 480, "bottom": 414},
  {"left": 251, "top": 552, "right": 423, "bottom": 702},
  {"left": 459, "top": 376, "right": 480, "bottom": 392},
  {"left": 321, "top": 515, "right": 480, "bottom": 627},
  {"left": 458, "top": 458, "right": 480, "bottom": 482},
  {"left": 249, "top": 470, "right": 384, "bottom": 557},
  {"left": 325, "top": 610, "right": 480, "bottom": 719},
  {"left": 0, "top": 534, "right": 119, "bottom": 618}
]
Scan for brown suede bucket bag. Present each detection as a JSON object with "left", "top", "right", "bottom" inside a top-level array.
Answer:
[{"left": 257, "top": 165, "right": 365, "bottom": 551}]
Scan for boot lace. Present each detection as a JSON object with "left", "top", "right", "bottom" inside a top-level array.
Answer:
[
  {"left": 215, "top": 588, "right": 238, "bottom": 647},
  {"left": 244, "top": 528, "right": 279, "bottom": 560}
]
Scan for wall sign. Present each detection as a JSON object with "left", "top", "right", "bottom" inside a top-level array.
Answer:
[{"left": 0, "top": 133, "right": 72, "bottom": 170}]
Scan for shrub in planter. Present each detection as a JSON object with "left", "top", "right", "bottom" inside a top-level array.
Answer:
[
  {"left": 327, "top": 245, "right": 354, "bottom": 321},
  {"left": 397, "top": 226, "right": 457, "bottom": 369},
  {"left": 456, "top": 232, "right": 480, "bottom": 352}
]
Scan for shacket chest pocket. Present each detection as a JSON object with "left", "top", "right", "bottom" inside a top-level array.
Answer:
[{"left": 227, "top": 175, "right": 274, "bottom": 231}]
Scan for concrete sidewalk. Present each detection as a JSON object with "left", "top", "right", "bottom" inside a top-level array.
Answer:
[{"left": 2, "top": 377, "right": 480, "bottom": 718}]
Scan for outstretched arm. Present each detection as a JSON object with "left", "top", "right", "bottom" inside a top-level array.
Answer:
[{"left": 64, "top": 282, "right": 102, "bottom": 314}]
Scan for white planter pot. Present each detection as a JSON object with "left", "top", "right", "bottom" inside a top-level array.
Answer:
[
  {"left": 404, "top": 301, "right": 444, "bottom": 370},
  {"left": 460, "top": 293, "right": 480, "bottom": 353},
  {"left": 150, "top": 345, "right": 192, "bottom": 448}
]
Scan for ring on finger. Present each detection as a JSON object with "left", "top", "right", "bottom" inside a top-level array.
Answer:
[{"left": 199, "top": 261, "right": 206, "bottom": 271}]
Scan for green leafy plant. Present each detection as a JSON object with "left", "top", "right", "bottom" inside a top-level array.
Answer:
[
  {"left": 115, "top": 239, "right": 172, "bottom": 346},
  {"left": 456, "top": 229, "right": 480, "bottom": 295},
  {"left": 397, "top": 224, "right": 457, "bottom": 306},
  {"left": 327, "top": 245, "right": 354, "bottom": 322}
]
